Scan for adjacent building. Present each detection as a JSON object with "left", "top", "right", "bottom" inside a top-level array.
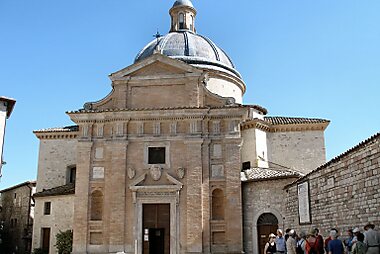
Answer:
[
  {"left": 0, "top": 181, "right": 36, "bottom": 254},
  {"left": 284, "top": 132, "right": 380, "bottom": 237}
]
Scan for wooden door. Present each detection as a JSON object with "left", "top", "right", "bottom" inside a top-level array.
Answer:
[
  {"left": 257, "top": 213, "right": 278, "bottom": 254},
  {"left": 143, "top": 204, "right": 170, "bottom": 254},
  {"left": 258, "top": 224, "right": 278, "bottom": 254},
  {"left": 41, "top": 228, "right": 50, "bottom": 253}
]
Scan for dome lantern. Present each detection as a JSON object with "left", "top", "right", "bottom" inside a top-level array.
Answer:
[{"left": 170, "top": 0, "right": 197, "bottom": 33}]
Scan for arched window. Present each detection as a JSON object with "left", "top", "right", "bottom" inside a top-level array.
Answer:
[
  {"left": 257, "top": 213, "right": 278, "bottom": 225},
  {"left": 212, "top": 189, "right": 224, "bottom": 220},
  {"left": 190, "top": 15, "right": 194, "bottom": 31},
  {"left": 90, "top": 190, "right": 103, "bottom": 221},
  {"left": 179, "top": 13, "right": 185, "bottom": 29}
]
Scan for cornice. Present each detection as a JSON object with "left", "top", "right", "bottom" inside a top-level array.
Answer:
[
  {"left": 34, "top": 131, "right": 78, "bottom": 140},
  {"left": 241, "top": 118, "right": 329, "bottom": 133}
]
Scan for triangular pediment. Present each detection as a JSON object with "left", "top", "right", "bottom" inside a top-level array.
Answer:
[
  {"left": 129, "top": 172, "right": 183, "bottom": 191},
  {"left": 110, "top": 53, "right": 202, "bottom": 81}
]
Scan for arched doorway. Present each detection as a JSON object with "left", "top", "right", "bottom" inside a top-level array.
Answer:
[{"left": 257, "top": 213, "right": 278, "bottom": 254}]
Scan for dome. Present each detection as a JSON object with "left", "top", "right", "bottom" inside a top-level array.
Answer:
[
  {"left": 172, "top": 0, "right": 194, "bottom": 8},
  {"left": 134, "top": 31, "right": 242, "bottom": 79}
]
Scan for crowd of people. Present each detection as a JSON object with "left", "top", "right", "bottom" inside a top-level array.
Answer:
[{"left": 264, "top": 223, "right": 380, "bottom": 254}]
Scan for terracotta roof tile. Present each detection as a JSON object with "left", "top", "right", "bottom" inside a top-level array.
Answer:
[
  {"left": 33, "top": 125, "right": 79, "bottom": 133},
  {"left": 0, "top": 181, "right": 36, "bottom": 193},
  {"left": 241, "top": 167, "right": 301, "bottom": 182},
  {"left": 33, "top": 183, "right": 75, "bottom": 197},
  {"left": 66, "top": 104, "right": 265, "bottom": 114},
  {"left": 264, "top": 116, "right": 330, "bottom": 125}
]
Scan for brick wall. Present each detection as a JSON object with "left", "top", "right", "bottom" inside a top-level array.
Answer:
[{"left": 284, "top": 133, "right": 380, "bottom": 237}]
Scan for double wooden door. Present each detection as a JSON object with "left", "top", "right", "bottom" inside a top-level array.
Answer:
[{"left": 143, "top": 204, "right": 170, "bottom": 254}]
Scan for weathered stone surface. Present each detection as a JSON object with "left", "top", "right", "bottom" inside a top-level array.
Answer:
[{"left": 284, "top": 134, "right": 380, "bottom": 237}]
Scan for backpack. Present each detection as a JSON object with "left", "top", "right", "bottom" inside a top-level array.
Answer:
[{"left": 296, "top": 239, "right": 305, "bottom": 254}]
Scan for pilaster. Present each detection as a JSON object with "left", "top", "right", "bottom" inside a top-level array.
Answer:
[
  {"left": 105, "top": 140, "right": 128, "bottom": 252},
  {"left": 225, "top": 139, "right": 244, "bottom": 253},
  {"left": 72, "top": 141, "right": 93, "bottom": 254},
  {"left": 185, "top": 139, "right": 203, "bottom": 253}
]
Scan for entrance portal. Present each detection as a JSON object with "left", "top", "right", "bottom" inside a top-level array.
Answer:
[
  {"left": 143, "top": 204, "right": 170, "bottom": 254},
  {"left": 257, "top": 213, "right": 278, "bottom": 254}
]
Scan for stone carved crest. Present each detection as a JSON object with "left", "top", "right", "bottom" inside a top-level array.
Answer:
[
  {"left": 150, "top": 165, "right": 162, "bottom": 181},
  {"left": 177, "top": 167, "right": 186, "bottom": 179},
  {"left": 127, "top": 167, "right": 136, "bottom": 179}
]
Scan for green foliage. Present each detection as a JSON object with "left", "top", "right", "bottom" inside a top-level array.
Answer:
[
  {"left": 55, "top": 230, "right": 73, "bottom": 254},
  {"left": 32, "top": 248, "right": 48, "bottom": 254}
]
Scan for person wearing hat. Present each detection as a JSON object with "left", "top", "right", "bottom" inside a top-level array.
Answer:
[
  {"left": 265, "top": 233, "right": 277, "bottom": 254},
  {"left": 363, "top": 223, "right": 380, "bottom": 254},
  {"left": 306, "top": 228, "right": 319, "bottom": 254},
  {"left": 286, "top": 229, "right": 297, "bottom": 254},
  {"left": 352, "top": 233, "right": 367, "bottom": 254},
  {"left": 351, "top": 228, "right": 360, "bottom": 251}
]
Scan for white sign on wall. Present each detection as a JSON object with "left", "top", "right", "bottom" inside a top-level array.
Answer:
[
  {"left": 92, "top": 167, "right": 105, "bottom": 179},
  {"left": 298, "top": 181, "right": 311, "bottom": 224}
]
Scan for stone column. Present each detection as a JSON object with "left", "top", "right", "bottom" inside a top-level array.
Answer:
[
  {"left": 105, "top": 140, "right": 127, "bottom": 252},
  {"left": 72, "top": 141, "right": 93, "bottom": 254},
  {"left": 225, "top": 140, "right": 244, "bottom": 253},
  {"left": 185, "top": 139, "right": 203, "bottom": 253}
]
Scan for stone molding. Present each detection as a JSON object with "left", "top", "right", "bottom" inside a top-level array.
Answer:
[
  {"left": 241, "top": 118, "right": 329, "bottom": 133},
  {"left": 34, "top": 132, "right": 78, "bottom": 140}
]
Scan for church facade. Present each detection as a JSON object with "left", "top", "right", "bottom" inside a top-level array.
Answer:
[{"left": 32, "top": 1, "right": 329, "bottom": 254}]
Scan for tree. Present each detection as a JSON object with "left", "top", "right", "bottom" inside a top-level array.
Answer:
[{"left": 55, "top": 230, "right": 73, "bottom": 254}]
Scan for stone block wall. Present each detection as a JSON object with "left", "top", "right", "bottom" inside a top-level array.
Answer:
[
  {"left": 32, "top": 195, "right": 74, "bottom": 254},
  {"left": 36, "top": 139, "right": 77, "bottom": 192},
  {"left": 0, "top": 182, "right": 35, "bottom": 254},
  {"left": 284, "top": 133, "right": 380, "bottom": 237},
  {"left": 242, "top": 177, "right": 297, "bottom": 254},
  {"left": 267, "top": 130, "right": 326, "bottom": 174}
]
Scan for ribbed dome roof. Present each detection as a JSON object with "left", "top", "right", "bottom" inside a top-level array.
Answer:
[
  {"left": 134, "top": 31, "right": 241, "bottom": 78},
  {"left": 172, "top": 0, "right": 194, "bottom": 8}
]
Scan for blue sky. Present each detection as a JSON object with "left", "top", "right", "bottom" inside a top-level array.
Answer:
[{"left": 0, "top": 0, "right": 379, "bottom": 189}]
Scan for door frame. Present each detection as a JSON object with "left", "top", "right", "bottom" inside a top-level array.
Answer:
[
  {"left": 143, "top": 204, "right": 170, "bottom": 254},
  {"left": 134, "top": 192, "right": 179, "bottom": 254},
  {"left": 41, "top": 227, "right": 51, "bottom": 253},
  {"left": 252, "top": 209, "right": 283, "bottom": 254}
]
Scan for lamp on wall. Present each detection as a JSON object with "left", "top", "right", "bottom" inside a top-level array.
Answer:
[{"left": 0, "top": 96, "right": 16, "bottom": 178}]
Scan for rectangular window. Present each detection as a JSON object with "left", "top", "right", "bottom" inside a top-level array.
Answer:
[
  {"left": 242, "top": 161, "right": 251, "bottom": 171},
  {"left": 69, "top": 167, "right": 76, "bottom": 184},
  {"left": 44, "top": 202, "right": 51, "bottom": 215},
  {"left": 148, "top": 147, "right": 165, "bottom": 164}
]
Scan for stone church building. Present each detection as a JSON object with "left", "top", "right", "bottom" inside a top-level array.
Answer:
[{"left": 31, "top": 1, "right": 330, "bottom": 253}]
